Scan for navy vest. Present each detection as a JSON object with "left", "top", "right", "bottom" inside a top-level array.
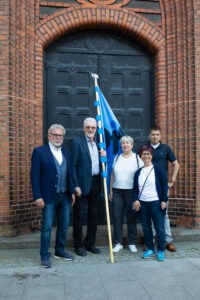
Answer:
[{"left": 53, "top": 155, "right": 67, "bottom": 193}]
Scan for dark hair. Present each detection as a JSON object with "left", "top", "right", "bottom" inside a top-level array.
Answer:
[
  {"left": 149, "top": 124, "right": 161, "bottom": 132},
  {"left": 138, "top": 145, "right": 153, "bottom": 157}
]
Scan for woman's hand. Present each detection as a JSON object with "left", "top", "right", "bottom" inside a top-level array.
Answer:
[
  {"left": 161, "top": 201, "right": 167, "bottom": 210},
  {"left": 133, "top": 200, "right": 141, "bottom": 212},
  {"left": 109, "top": 191, "right": 113, "bottom": 201}
]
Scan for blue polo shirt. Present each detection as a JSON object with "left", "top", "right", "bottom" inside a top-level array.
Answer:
[{"left": 148, "top": 143, "right": 177, "bottom": 174}]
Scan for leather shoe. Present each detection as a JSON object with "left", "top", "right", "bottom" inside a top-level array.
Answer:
[
  {"left": 143, "top": 244, "right": 148, "bottom": 251},
  {"left": 165, "top": 243, "right": 176, "bottom": 252},
  {"left": 85, "top": 245, "right": 101, "bottom": 254},
  {"left": 75, "top": 247, "right": 87, "bottom": 257}
]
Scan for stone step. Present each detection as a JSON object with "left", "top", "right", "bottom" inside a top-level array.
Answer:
[{"left": 0, "top": 225, "right": 200, "bottom": 250}]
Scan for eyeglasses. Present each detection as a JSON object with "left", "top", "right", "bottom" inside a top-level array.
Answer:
[
  {"left": 85, "top": 126, "right": 96, "bottom": 130},
  {"left": 50, "top": 133, "right": 64, "bottom": 138}
]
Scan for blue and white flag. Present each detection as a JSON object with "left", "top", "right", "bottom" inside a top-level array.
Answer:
[{"left": 94, "top": 86, "right": 124, "bottom": 186}]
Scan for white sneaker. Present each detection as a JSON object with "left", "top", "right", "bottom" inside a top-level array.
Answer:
[
  {"left": 112, "top": 243, "right": 123, "bottom": 253},
  {"left": 129, "top": 244, "right": 138, "bottom": 253}
]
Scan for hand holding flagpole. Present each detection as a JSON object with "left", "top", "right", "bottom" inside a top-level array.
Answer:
[{"left": 91, "top": 73, "right": 114, "bottom": 264}]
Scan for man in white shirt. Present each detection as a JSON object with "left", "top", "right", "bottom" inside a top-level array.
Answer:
[{"left": 31, "top": 124, "right": 75, "bottom": 268}]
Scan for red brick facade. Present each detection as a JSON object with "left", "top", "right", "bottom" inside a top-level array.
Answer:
[{"left": 0, "top": 0, "right": 199, "bottom": 236}]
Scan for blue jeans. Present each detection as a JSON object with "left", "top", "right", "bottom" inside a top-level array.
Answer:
[
  {"left": 40, "top": 193, "right": 70, "bottom": 259},
  {"left": 138, "top": 200, "right": 165, "bottom": 251}
]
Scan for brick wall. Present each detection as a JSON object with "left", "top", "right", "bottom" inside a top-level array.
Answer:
[{"left": 0, "top": 0, "right": 199, "bottom": 236}]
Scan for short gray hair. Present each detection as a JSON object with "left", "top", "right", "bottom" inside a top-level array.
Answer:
[
  {"left": 120, "top": 135, "right": 134, "bottom": 145},
  {"left": 48, "top": 124, "right": 66, "bottom": 135},
  {"left": 83, "top": 117, "right": 97, "bottom": 127}
]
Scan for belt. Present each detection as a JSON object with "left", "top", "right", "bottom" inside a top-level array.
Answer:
[{"left": 92, "top": 174, "right": 100, "bottom": 177}]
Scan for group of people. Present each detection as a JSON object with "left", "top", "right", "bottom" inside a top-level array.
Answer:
[{"left": 31, "top": 118, "right": 179, "bottom": 268}]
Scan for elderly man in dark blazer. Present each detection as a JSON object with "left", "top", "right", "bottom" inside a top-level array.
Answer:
[
  {"left": 70, "top": 117, "right": 104, "bottom": 256},
  {"left": 31, "top": 124, "right": 75, "bottom": 268}
]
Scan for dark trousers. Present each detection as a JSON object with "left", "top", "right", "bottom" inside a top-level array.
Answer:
[
  {"left": 112, "top": 188, "right": 137, "bottom": 245},
  {"left": 73, "top": 176, "right": 101, "bottom": 248},
  {"left": 138, "top": 200, "right": 165, "bottom": 251}
]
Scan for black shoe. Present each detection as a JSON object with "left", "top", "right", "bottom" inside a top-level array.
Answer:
[
  {"left": 85, "top": 245, "right": 101, "bottom": 254},
  {"left": 54, "top": 251, "right": 75, "bottom": 261},
  {"left": 75, "top": 247, "right": 87, "bottom": 257},
  {"left": 41, "top": 258, "right": 52, "bottom": 268}
]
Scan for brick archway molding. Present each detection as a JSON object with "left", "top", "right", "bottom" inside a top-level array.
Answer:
[{"left": 36, "top": 7, "right": 165, "bottom": 51}]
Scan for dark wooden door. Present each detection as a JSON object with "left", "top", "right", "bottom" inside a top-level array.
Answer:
[
  {"left": 44, "top": 30, "right": 154, "bottom": 149},
  {"left": 44, "top": 30, "right": 154, "bottom": 224}
]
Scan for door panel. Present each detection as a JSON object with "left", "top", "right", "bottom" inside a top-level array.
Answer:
[
  {"left": 45, "top": 52, "right": 98, "bottom": 145},
  {"left": 99, "top": 54, "right": 150, "bottom": 148}
]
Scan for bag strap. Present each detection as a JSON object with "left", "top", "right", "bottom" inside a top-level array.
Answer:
[{"left": 135, "top": 153, "right": 139, "bottom": 169}]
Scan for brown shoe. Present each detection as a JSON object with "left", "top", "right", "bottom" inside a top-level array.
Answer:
[
  {"left": 143, "top": 244, "right": 148, "bottom": 251},
  {"left": 165, "top": 243, "right": 176, "bottom": 252}
]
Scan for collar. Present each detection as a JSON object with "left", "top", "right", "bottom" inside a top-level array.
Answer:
[
  {"left": 85, "top": 135, "right": 95, "bottom": 143},
  {"left": 49, "top": 142, "right": 62, "bottom": 152},
  {"left": 150, "top": 143, "right": 160, "bottom": 149}
]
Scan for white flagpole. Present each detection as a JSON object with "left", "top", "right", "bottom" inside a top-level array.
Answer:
[{"left": 91, "top": 73, "right": 114, "bottom": 264}]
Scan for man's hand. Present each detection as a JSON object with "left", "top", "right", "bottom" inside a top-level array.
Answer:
[
  {"left": 168, "top": 182, "right": 174, "bottom": 188},
  {"left": 35, "top": 198, "right": 45, "bottom": 209},
  {"left": 75, "top": 187, "right": 81, "bottom": 197},
  {"left": 99, "top": 149, "right": 106, "bottom": 157},
  {"left": 109, "top": 191, "right": 113, "bottom": 201},
  {"left": 71, "top": 194, "right": 76, "bottom": 206}
]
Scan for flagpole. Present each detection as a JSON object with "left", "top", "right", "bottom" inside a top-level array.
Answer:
[{"left": 91, "top": 73, "right": 114, "bottom": 264}]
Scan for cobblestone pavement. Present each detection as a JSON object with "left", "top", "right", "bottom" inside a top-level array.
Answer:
[{"left": 0, "top": 241, "right": 200, "bottom": 268}]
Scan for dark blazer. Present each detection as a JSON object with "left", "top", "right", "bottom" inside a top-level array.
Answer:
[
  {"left": 70, "top": 135, "right": 100, "bottom": 196},
  {"left": 31, "top": 144, "right": 74, "bottom": 203},
  {"left": 132, "top": 164, "right": 168, "bottom": 203}
]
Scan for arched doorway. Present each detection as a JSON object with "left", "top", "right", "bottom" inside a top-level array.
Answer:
[{"left": 44, "top": 29, "right": 155, "bottom": 224}]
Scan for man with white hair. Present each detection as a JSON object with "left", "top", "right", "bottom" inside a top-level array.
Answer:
[
  {"left": 31, "top": 124, "right": 75, "bottom": 268},
  {"left": 70, "top": 117, "right": 104, "bottom": 256}
]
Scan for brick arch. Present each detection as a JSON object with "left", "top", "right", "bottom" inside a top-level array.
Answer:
[{"left": 35, "top": 7, "right": 165, "bottom": 53}]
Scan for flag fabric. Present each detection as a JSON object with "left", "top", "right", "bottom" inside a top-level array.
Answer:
[{"left": 94, "top": 86, "right": 124, "bottom": 187}]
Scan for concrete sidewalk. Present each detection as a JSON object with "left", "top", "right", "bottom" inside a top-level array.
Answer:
[
  {"left": 0, "top": 226, "right": 200, "bottom": 300},
  {"left": 0, "top": 241, "right": 200, "bottom": 300}
]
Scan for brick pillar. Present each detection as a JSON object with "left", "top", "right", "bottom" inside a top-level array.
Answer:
[{"left": 0, "top": 0, "right": 41, "bottom": 236}]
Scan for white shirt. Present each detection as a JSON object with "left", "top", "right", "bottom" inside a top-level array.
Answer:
[
  {"left": 49, "top": 142, "right": 63, "bottom": 165},
  {"left": 86, "top": 137, "right": 100, "bottom": 175},
  {"left": 113, "top": 153, "right": 143, "bottom": 189},
  {"left": 138, "top": 165, "right": 159, "bottom": 202},
  {"left": 151, "top": 143, "right": 160, "bottom": 149}
]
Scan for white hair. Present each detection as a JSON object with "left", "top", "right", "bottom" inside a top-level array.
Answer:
[
  {"left": 120, "top": 135, "right": 134, "bottom": 145},
  {"left": 83, "top": 117, "right": 97, "bottom": 127},
  {"left": 48, "top": 124, "right": 66, "bottom": 135}
]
